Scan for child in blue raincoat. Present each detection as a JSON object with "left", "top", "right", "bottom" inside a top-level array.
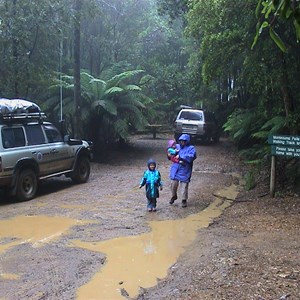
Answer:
[{"left": 139, "top": 159, "right": 163, "bottom": 212}]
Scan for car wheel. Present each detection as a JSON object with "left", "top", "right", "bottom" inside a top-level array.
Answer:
[
  {"left": 16, "top": 169, "right": 37, "bottom": 201},
  {"left": 72, "top": 156, "right": 90, "bottom": 184}
]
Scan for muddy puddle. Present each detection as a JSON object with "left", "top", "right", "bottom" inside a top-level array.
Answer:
[
  {"left": 0, "top": 181, "right": 239, "bottom": 299},
  {"left": 72, "top": 182, "right": 240, "bottom": 299},
  {"left": 0, "top": 215, "right": 84, "bottom": 254},
  {"left": 0, "top": 215, "right": 90, "bottom": 280}
]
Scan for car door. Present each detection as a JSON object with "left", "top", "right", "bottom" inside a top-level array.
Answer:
[
  {"left": 23, "top": 124, "right": 54, "bottom": 176},
  {"left": 42, "top": 124, "right": 74, "bottom": 173}
]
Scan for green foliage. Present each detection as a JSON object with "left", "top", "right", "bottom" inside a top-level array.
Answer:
[
  {"left": 253, "top": 0, "right": 300, "bottom": 51},
  {"left": 156, "top": 0, "right": 189, "bottom": 21},
  {"left": 0, "top": 0, "right": 68, "bottom": 98},
  {"left": 252, "top": 116, "right": 286, "bottom": 140},
  {"left": 223, "top": 108, "right": 264, "bottom": 148},
  {"left": 46, "top": 66, "right": 150, "bottom": 147},
  {"left": 185, "top": 0, "right": 260, "bottom": 119},
  {"left": 238, "top": 144, "right": 270, "bottom": 161}
]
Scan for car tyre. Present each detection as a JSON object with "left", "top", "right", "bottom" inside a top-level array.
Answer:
[
  {"left": 71, "top": 156, "right": 90, "bottom": 184},
  {"left": 16, "top": 169, "right": 37, "bottom": 201},
  {"left": 212, "top": 134, "right": 220, "bottom": 143}
]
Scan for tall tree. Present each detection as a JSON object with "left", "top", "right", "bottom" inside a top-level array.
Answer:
[
  {"left": 0, "top": 0, "right": 66, "bottom": 99},
  {"left": 73, "top": 0, "right": 82, "bottom": 138}
]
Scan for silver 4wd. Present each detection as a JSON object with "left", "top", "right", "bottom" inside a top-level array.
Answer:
[
  {"left": 0, "top": 98, "right": 93, "bottom": 201},
  {"left": 174, "top": 108, "right": 220, "bottom": 143}
]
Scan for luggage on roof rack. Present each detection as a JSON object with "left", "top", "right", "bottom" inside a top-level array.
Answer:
[{"left": 0, "top": 98, "right": 46, "bottom": 123}]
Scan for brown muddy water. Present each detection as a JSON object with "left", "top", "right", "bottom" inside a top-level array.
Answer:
[{"left": 0, "top": 181, "right": 239, "bottom": 299}]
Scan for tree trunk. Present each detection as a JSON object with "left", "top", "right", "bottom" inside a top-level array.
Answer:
[
  {"left": 12, "top": 0, "right": 19, "bottom": 97},
  {"left": 280, "top": 53, "right": 295, "bottom": 134},
  {"left": 74, "top": 0, "right": 82, "bottom": 138}
]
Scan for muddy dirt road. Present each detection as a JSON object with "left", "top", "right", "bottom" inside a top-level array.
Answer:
[{"left": 0, "top": 133, "right": 299, "bottom": 300}]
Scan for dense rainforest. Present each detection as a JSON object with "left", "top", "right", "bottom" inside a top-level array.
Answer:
[{"left": 0, "top": 0, "right": 299, "bottom": 192}]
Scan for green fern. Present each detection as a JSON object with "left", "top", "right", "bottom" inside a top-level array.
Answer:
[
  {"left": 46, "top": 66, "right": 152, "bottom": 145},
  {"left": 252, "top": 116, "right": 286, "bottom": 140}
]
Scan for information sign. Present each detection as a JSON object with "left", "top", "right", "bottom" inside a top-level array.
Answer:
[
  {"left": 268, "top": 134, "right": 300, "bottom": 197},
  {"left": 271, "top": 145, "right": 300, "bottom": 158},
  {"left": 268, "top": 135, "right": 300, "bottom": 146}
]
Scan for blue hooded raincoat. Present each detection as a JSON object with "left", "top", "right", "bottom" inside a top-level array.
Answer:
[
  {"left": 140, "top": 159, "right": 162, "bottom": 199},
  {"left": 169, "top": 134, "right": 196, "bottom": 183}
]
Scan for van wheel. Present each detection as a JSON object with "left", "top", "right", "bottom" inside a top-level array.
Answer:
[
  {"left": 71, "top": 156, "right": 90, "bottom": 184},
  {"left": 16, "top": 169, "right": 37, "bottom": 201},
  {"left": 212, "top": 135, "right": 220, "bottom": 143}
]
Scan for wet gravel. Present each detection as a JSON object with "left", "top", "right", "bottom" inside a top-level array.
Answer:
[{"left": 0, "top": 133, "right": 299, "bottom": 300}]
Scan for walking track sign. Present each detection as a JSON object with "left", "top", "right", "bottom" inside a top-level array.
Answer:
[
  {"left": 268, "top": 135, "right": 300, "bottom": 158},
  {"left": 268, "top": 135, "right": 300, "bottom": 197}
]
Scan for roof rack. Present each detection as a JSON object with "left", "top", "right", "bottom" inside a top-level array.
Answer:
[
  {"left": 0, "top": 98, "right": 47, "bottom": 124},
  {"left": 0, "top": 112, "right": 47, "bottom": 124}
]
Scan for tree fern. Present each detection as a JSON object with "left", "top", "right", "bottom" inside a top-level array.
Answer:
[
  {"left": 92, "top": 100, "right": 117, "bottom": 116},
  {"left": 124, "top": 85, "right": 142, "bottom": 92},
  {"left": 104, "top": 87, "right": 124, "bottom": 95},
  {"left": 107, "top": 70, "right": 145, "bottom": 88},
  {"left": 114, "top": 118, "right": 129, "bottom": 140},
  {"left": 46, "top": 66, "right": 152, "bottom": 147},
  {"left": 252, "top": 116, "right": 286, "bottom": 140}
]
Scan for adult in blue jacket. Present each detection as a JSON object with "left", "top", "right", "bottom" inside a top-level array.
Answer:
[{"left": 168, "top": 134, "right": 196, "bottom": 207}]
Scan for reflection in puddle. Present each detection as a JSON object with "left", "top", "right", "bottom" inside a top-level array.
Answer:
[
  {"left": 73, "top": 183, "right": 239, "bottom": 299},
  {"left": 0, "top": 215, "right": 88, "bottom": 255}
]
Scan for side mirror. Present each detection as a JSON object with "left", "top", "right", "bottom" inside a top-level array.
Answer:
[{"left": 64, "top": 134, "right": 70, "bottom": 143}]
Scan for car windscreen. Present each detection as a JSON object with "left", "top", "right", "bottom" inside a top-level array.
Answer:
[{"left": 179, "top": 111, "right": 203, "bottom": 121}]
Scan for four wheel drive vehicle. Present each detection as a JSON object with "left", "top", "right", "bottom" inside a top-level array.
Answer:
[
  {"left": 0, "top": 98, "right": 93, "bottom": 201},
  {"left": 174, "top": 108, "right": 220, "bottom": 143}
]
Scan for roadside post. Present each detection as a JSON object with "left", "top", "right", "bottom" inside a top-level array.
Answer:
[{"left": 268, "top": 135, "right": 300, "bottom": 197}]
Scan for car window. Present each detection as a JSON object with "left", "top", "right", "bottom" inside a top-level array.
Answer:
[
  {"left": 1, "top": 127, "right": 26, "bottom": 148},
  {"left": 179, "top": 111, "right": 203, "bottom": 121},
  {"left": 43, "top": 125, "right": 63, "bottom": 143},
  {"left": 25, "top": 124, "right": 46, "bottom": 145}
]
